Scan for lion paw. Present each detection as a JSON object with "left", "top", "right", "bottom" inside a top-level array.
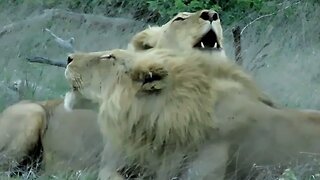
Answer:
[
  {"left": 98, "top": 168, "right": 124, "bottom": 180},
  {"left": 131, "top": 64, "right": 168, "bottom": 92}
]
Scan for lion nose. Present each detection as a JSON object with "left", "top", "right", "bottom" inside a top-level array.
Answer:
[
  {"left": 67, "top": 56, "right": 73, "bottom": 65},
  {"left": 200, "top": 10, "right": 219, "bottom": 23}
]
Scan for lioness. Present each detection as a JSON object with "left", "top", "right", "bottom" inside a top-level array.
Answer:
[
  {"left": 0, "top": 99, "right": 102, "bottom": 175},
  {"left": 128, "top": 9, "right": 275, "bottom": 107},
  {"left": 128, "top": 9, "right": 226, "bottom": 58},
  {"left": 64, "top": 48, "right": 320, "bottom": 180}
]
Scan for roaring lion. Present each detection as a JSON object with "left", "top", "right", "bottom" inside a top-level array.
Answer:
[
  {"left": 64, "top": 48, "right": 320, "bottom": 180},
  {"left": 128, "top": 9, "right": 226, "bottom": 59},
  {"left": 128, "top": 9, "right": 275, "bottom": 108}
]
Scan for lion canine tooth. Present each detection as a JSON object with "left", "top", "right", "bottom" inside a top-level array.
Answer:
[
  {"left": 149, "top": 72, "right": 153, "bottom": 78},
  {"left": 201, "top": 42, "right": 205, "bottom": 48},
  {"left": 214, "top": 43, "right": 217, "bottom": 48}
]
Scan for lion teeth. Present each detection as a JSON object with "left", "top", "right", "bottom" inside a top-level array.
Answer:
[
  {"left": 201, "top": 42, "right": 205, "bottom": 48},
  {"left": 149, "top": 72, "right": 153, "bottom": 78},
  {"left": 214, "top": 43, "right": 217, "bottom": 48}
]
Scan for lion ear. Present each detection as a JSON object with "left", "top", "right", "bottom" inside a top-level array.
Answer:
[{"left": 131, "top": 64, "right": 168, "bottom": 92}]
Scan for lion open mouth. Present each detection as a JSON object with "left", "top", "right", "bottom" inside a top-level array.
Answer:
[{"left": 193, "top": 29, "right": 221, "bottom": 50}]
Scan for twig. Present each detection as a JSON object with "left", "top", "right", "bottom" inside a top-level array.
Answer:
[
  {"left": 44, "top": 28, "right": 75, "bottom": 52},
  {"left": 241, "top": 1, "right": 301, "bottom": 35},
  {"left": 232, "top": 26, "right": 243, "bottom": 66},
  {"left": 240, "top": 13, "right": 276, "bottom": 35},
  {"left": 25, "top": 56, "right": 66, "bottom": 68}
]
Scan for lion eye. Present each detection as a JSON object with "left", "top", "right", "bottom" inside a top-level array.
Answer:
[
  {"left": 101, "top": 54, "right": 115, "bottom": 60},
  {"left": 173, "top": 17, "right": 186, "bottom": 22},
  {"left": 142, "top": 44, "right": 153, "bottom": 50}
]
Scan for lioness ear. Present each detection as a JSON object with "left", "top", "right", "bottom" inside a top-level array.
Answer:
[
  {"left": 129, "top": 26, "right": 162, "bottom": 51},
  {"left": 131, "top": 64, "right": 168, "bottom": 92}
]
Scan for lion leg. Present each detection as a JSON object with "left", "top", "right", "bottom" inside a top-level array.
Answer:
[
  {"left": 98, "top": 143, "right": 125, "bottom": 180},
  {"left": 0, "top": 102, "right": 46, "bottom": 172},
  {"left": 98, "top": 166, "right": 124, "bottom": 180},
  {"left": 130, "top": 63, "right": 168, "bottom": 93},
  {"left": 180, "top": 142, "right": 230, "bottom": 180}
]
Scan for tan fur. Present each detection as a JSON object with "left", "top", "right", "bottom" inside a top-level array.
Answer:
[
  {"left": 40, "top": 100, "right": 102, "bottom": 174},
  {"left": 63, "top": 49, "right": 249, "bottom": 179},
  {"left": 66, "top": 50, "right": 320, "bottom": 179},
  {"left": 64, "top": 48, "right": 320, "bottom": 180},
  {"left": 0, "top": 10, "right": 237, "bottom": 175},
  {"left": 0, "top": 20, "right": 176, "bottom": 174},
  {"left": 1, "top": 12, "right": 230, "bottom": 174},
  {"left": 127, "top": 26, "right": 163, "bottom": 51},
  {"left": 128, "top": 10, "right": 227, "bottom": 59},
  {"left": 128, "top": 10, "right": 275, "bottom": 108},
  {"left": 0, "top": 99, "right": 102, "bottom": 174},
  {"left": 0, "top": 101, "right": 45, "bottom": 171}
]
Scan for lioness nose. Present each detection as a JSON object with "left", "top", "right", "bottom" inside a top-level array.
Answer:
[
  {"left": 200, "top": 10, "right": 219, "bottom": 23},
  {"left": 67, "top": 56, "right": 73, "bottom": 65}
]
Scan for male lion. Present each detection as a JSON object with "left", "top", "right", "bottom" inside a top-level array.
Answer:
[{"left": 64, "top": 48, "right": 320, "bottom": 180}]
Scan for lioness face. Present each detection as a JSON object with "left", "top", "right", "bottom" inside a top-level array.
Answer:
[
  {"left": 159, "top": 10, "right": 224, "bottom": 51},
  {"left": 64, "top": 49, "right": 171, "bottom": 104},
  {"left": 129, "top": 10, "right": 225, "bottom": 57},
  {"left": 64, "top": 50, "right": 135, "bottom": 104}
]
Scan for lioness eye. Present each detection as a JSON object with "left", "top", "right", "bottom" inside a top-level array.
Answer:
[
  {"left": 101, "top": 54, "right": 115, "bottom": 60},
  {"left": 142, "top": 44, "right": 153, "bottom": 50},
  {"left": 173, "top": 17, "right": 186, "bottom": 22}
]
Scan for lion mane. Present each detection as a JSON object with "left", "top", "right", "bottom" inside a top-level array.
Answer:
[{"left": 65, "top": 47, "right": 316, "bottom": 180}]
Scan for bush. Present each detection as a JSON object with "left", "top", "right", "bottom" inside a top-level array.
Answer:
[
  {"left": 146, "top": 0, "right": 279, "bottom": 24},
  {"left": 147, "top": 0, "right": 221, "bottom": 23},
  {"left": 0, "top": 0, "right": 282, "bottom": 25}
]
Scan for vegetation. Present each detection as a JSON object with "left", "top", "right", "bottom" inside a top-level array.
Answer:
[{"left": 1, "top": 0, "right": 311, "bottom": 25}]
